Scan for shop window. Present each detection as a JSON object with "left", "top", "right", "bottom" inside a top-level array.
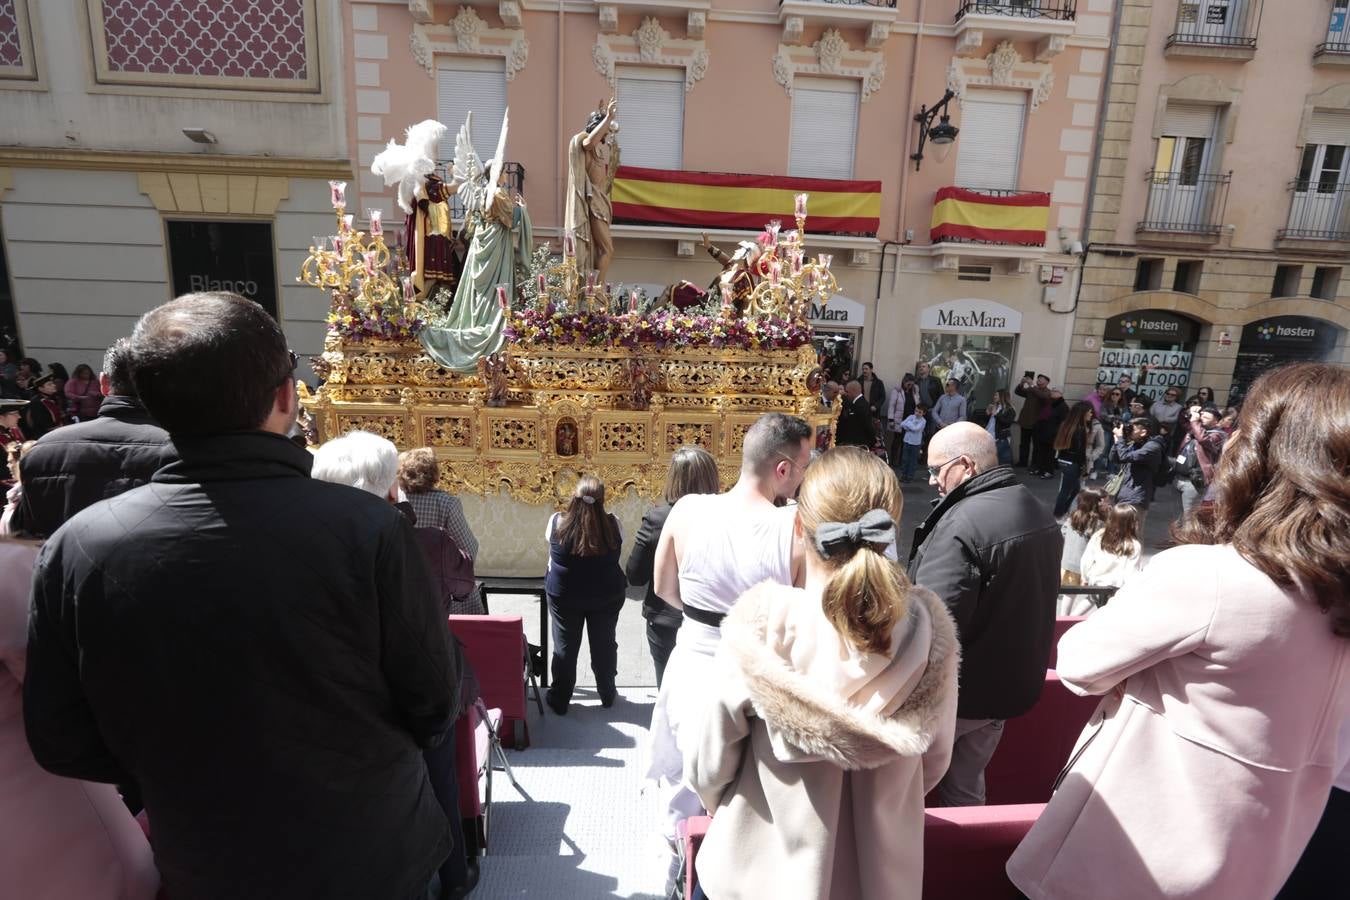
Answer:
[
  {"left": 1134, "top": 257, "right": 1164, "bottom": 291},
  {"left": 1172, "top": 259, "right": 1202, "bottom": 294},
  {"left": 1272, "top": 265, "right": 1301, "bottom": 298},
  {"left": 1311, "top": 266, "right": 1342, "bottom": 300},
  {"left": 166, "top": 221, "right": 278, "bottom": 318},
  {"left": 615, "top": 66, "right": 684, "bottom": 170}
]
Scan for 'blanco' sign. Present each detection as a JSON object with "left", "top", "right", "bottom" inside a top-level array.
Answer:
[{"left": 920, "top": 299, "right": 1022, "bottom": 334}]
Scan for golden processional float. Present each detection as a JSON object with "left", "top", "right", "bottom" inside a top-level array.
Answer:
[{"left": 296, "top": 114, "right": 839, "bottom": 574}]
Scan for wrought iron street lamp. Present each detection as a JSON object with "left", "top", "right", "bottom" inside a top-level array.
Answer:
[{"left": 911, "top": 89, "right": 959, "bottom": 171}]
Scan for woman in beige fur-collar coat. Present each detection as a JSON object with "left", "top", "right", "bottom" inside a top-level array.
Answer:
[{"left": 686, "top": 447, "right": 959, "bottom": 900}]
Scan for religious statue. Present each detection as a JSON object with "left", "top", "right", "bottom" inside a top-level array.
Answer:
[
  {"left": 565, "top": 99, "right": 619, "bottom": 290},
  {"left": 555, "top": 420, "right": 578, "bottom": 457},
  {"left": 479, "top": 350, "right": 511, "bottom": 407},
  {"left": 415, "top": 111, "right": 534, "bottom": 373},
  {"left": 700, "top": 230, "right": 768, "bottom": 316},
  {"left": 624, "top": 357, "right": 653, "bottom": 411},
  {"left": 370, "top": 120, "right": 463, "bottom": 298}
]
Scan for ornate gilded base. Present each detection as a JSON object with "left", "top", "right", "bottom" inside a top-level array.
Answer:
[{"left": 302, "top": 336, "right": 834, "bottom": 507}]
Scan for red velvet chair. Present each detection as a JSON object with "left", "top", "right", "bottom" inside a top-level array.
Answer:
[
  {"left": 1048, "top": 615, "right": 1087, "bottom": 669},
  {"left": 680, "top": 815, "right": 712, "bottom": 900},
  {"left": 922, "top": 803, "right": 1045, "bottom": 900},
  {"left": 983, "top": 670, "right": 1100, "bottom": 805},
  {"left": 448, "top": 615, "right": 531, "bottom": 748}
]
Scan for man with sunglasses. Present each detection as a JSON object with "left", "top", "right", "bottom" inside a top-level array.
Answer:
[
  {"left": 1152, "top": 387, "right": 1185, "bottom": 454},
  {"left": 24, "top": 292, "right": 460, "bottom": 900},
  {"left": 908, "top": 422, "right": 1061, "bottom": 806}
]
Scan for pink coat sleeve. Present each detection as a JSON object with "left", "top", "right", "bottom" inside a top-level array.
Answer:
[{"left": 1056, "top": 549, "right": 1218, "bottom": 696}]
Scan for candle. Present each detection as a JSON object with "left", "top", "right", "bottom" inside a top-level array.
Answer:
[
  {"left": 803, "top": 270, "right": 815, "bottom": 290},
  {"left": 721, "top": 284, "right": 734, "bottom": 308},
  {"left": 340, "top": 214, "right": 354, "bottom": 235},
  {"left": 563, "top": 229, "right": 576, "bottom": 259},
  {"left": 329, "top": 180, "right": 347, "bottom": 209},
  {"left": 537, "top": 274, "right": 547, "bottom": 295},
  {"left": 403, "top": 277, "right": 414, "bottom": 301},
  {"left": 791, "top": 249, "right": 803, "bottom": 274},
  {"left": 496, "top": 285, "right": 509, "bottom": 310},
  {"left": 818, "top": 253, "right": 833, "bottom": 270},
  {"left": 767, "top": 220, "right": 780, "bottom": 249},
  {"left": 331, "top": 235, "right": 343, "bottom": 255},
  {"left": 364, "top": 251, "right": 377, "bottom": 278},
  {"left": 587, "top": 272, "right": 596, "bottom": 291},
  {"left": 368, "top": 209, "right": 383, "bottom": 237},
  {"left": 629, "top": 289, "right": 638, "bottom": 312},
  {"left": 795, "top": 192, "right": 808, "bottom": 219},
  {"left": 769, "top": 261, "right": 782, "bottom": 286}
]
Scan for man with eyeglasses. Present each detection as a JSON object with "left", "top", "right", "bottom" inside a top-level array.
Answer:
[
  {"left": 908, "top": 422, "right": 1061, "bottom": 806},
  {"left": 24, "top": 292, "right": 460, "bottom": 900}
]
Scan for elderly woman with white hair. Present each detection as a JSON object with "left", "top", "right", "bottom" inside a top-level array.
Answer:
[{"left": 312, "top": 430, "right": 477, "bottom": 900}]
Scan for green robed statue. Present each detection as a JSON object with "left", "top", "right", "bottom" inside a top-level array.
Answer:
[{"left": 418, "top": 110, "right": 533, "bottom": 373}]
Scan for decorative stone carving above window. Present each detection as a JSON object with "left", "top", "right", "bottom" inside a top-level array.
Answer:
[
  {"left": 772, "top": 29, "right": 886, "bottom": 102},
  {"left": 410, "top": 6, "right": 530, "bottom": 81},
  {"left": 593, "top": 17, "right": 710, "bottom": 94},
  {"left": 596, "top": 3, "right": 708, "bottom": 40},
  {"left": 947, "top": 40, "right": 1054, "bottom": 113}
]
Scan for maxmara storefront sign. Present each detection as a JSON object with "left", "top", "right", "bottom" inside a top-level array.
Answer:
[
  {"left": 809, "top": 294, "right": 865, "bottom": 327},
  {"left": 919, "top": 299, "right": 1023, "bottom": 334}
]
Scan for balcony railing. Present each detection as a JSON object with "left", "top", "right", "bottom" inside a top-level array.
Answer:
[
  {"left": 955, "top": 1, "right": 1076, "bottom": 21},
  {"left": 432, "top": 161, "right": 526, "bottom": 224},
  {"left": 1317, "top": 3, "right": 1350, "bottom": 56},
  {"left": 1138, "top": 170, "right": 1231, "bottom": 236},
  {"left": 1278, "top": 180, "right": 1350, "bottom": 242},
  {"left": 1167, "top": 1, "right": 1261, "bottom": 50}
]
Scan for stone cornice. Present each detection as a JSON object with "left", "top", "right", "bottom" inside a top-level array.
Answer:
[{"left": 0, "top": 146, "right": 353, "bottom": 179}]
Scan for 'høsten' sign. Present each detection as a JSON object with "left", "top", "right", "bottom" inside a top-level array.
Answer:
[{"left": 919, "top": 300, "right": 1022, "bottom": 334}]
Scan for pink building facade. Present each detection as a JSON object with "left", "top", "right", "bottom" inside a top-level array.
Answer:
[{"left": 346, "top": 0, "right": 1117, "bottom": 401}]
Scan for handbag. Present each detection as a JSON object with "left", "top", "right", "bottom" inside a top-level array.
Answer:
[{"left": 1103, "top": 470, "right": 1125, "bottom": 498}]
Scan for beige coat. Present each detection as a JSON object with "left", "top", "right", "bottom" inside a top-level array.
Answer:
[
  {"left": 1008, "top": 544, "right": 1350, "bottom": 900},
  {"left": 687, "top": 581, "right": 959, "bottom": 900}
]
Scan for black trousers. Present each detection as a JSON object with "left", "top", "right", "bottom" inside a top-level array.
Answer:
[
  {"left": 646, "top": 619, "right": 680, "bottom": 688},
  {"left": 1276, "top": 787, "right": 1349, "bottom": 899},
  {"left": 422, "top": 718, "right": 470, "bottom": 892},
  {"left": 547, "top": 595, "right": 623, "bottom": 705},
  {"left": 1031, "top": 436, "right": 1055, "bottom": 474},
  {"left": 1017, "top": 426, "right": 1034, "bottom": 467}
]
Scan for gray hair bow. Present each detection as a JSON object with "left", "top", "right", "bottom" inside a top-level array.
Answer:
[{"left": 813, "top": 508, "right": 895, "bottom": 557}]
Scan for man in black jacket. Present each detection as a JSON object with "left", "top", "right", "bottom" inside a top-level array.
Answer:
[
  {"left": 24, "top": 292, "right": 460, "bottom": 900},
  {"left": 908, "top": 422, "right": 1061, "bottom": 806},
  {"left": 835, "top": 380, "right": 875, "bottom": 447},
  {"left": 12, "top": 337, "right": 176, "bottom": 537}
]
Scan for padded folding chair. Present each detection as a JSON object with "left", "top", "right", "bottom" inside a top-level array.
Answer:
[{"left": 474, "top": 698, "right": 521, "bottom": 854}]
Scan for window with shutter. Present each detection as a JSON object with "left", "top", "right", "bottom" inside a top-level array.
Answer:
[
  {"left": 615, "top": 66, "right": 685, "bottom": 170},
  {"left": 954, "top": 89, "right": 1027, "bottom": 191},
  {"left": 789, "top": 77, "right": 860, "bottom": 180},
  {"left": 435, "top": 57, "right": 508, "bottom": 164}
]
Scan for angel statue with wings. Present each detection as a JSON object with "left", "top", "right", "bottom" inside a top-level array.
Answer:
[{"left": 413, "top": 111, "right": 533, "bottom": 373}]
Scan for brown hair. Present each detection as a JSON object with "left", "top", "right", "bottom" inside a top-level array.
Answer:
[
  {"left": 1054, "top": 401, "right": 1094, "bottom": 451},
  {"left": 664, "top": 445, "right": 720, "bottom": 505},
  {"left": 556, "top": 474, "right": 621, "bottom": 557},
  {"left": 397, "top": 447, "right": 440, "bottom": 494},
  {"left": 1174, "top": 363, "right": 1350, "bottom": 637},
  {"left": 1068, "top": 486, "right": 1107, "bottom": 537},
  {"left": 1100, "top": 503, "right": 1141, "bottom": 557},
  {"left": 795, "top": 446, "right": 909, "bottom": 655}
]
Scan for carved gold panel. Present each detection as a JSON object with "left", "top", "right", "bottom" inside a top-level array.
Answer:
[
  {"left": 335, "top": 413, "right": 405, "bottom": 443},
  {"left": 597, "top": 420, "right": 647, "bottom": 455},
  {"left": 489, "top": 417, "right": 539, "bottom": 451},
  {"left": 423, "top": 415, "right": 474, "bottom": 448},
  {"left": 665, "top": 421, "right": 715, "bottom": 452}
]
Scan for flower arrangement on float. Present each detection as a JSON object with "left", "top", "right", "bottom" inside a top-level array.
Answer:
[{"left": 504, "top": 306, "right": 813, "bottom": 352}]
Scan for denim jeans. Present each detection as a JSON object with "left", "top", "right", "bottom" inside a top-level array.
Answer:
[
  {"left": 995, "top": 436, "right": 1013, "bottom": 466},
  {"left": 900, "top": 442, "right": 920, "bottom": 480},
  {"left": 1053, "top": 459, "right": 1082, "bottom": 518}
]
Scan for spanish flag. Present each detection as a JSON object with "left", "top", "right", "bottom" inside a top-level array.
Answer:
[
  {"left": 612, "top": 166, "right": 881, "bottom": 236},
  {"left": 930, "top": 186, "right": 1051, "bottom": 246}
]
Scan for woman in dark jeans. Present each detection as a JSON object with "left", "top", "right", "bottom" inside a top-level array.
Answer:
[
  {"left": 625, "top": 446, "right": 719, "bottom": 687},
  {"left": 544, "top": 474, "right": 629, "bottom": 714},
  {"left": 1052, "top": 401, "right": 1095, "bottom": 518}
]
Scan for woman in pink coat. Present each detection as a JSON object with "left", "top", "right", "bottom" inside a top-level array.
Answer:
[
  {"left": 1008, "top": 362, "right": 1350, "bottom": 900},
  {"left": 0, "top": 539, "right": 159, "bottom": 899}
]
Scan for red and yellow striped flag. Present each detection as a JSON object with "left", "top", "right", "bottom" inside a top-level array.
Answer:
[
  {"left": 612, "top": 166, "right": 881, "bottom": 236},
  {"left": 930, "top": 186, "right": 1050, "bottom": 246}
]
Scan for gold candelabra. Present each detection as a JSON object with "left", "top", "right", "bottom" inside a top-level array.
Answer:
[
  {"left": 744, "top": 208, "right": 838, "bottom": 320},
  {"left": 298, "top": 181, "right": 420, "bottom": 318}
]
